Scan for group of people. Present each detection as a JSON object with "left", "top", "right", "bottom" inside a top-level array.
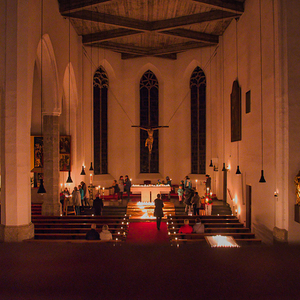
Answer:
[
  {"left": 60, "top": 181, "right": 104, "bottom": 216},
  {"left": 177, "top": 176, "right": 200, "bottom": 216},
  {"left": 177, "top": 175, "right": 193, "bottom": 203},
  {"left": 177, "top": 175, "right": 212, "bottom": 216},
  {"left": 178, "top": 218, "right": 205, "bottom": 234},
  {"left": 85, "top": 223, "right": 113, "bottom": 240},
  {"left": 70, "top": 181, "right": 90, "bottom": 215},
  {"left": 60, "top": 181, "right": 88, "bottom": 215},
  {"left": 112, "top": 175, "right": 131, "bottom": 200}
]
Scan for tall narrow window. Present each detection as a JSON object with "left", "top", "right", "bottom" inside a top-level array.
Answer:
[
  {"left": 93, "top": 66, "right": 108, "bottom": 174},
  {"left": 231, "top": 80, "right": 242, "bottom": 142},
  {"left": 140, "top": 70, "right": 159, "bottom": 173},
  {"left": 190, "top": 67, "right": 206, "bottom": 174}
]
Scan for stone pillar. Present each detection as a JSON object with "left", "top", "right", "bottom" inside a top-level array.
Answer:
[
  {"left": 0, "top": 0, "right": 34, "bottom": 241},
  {"left": 42, "top": 114, "right": 60, "bottom": 215}
]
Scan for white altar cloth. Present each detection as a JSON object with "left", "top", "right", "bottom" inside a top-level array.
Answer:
[{"left": 131, "top": 184, "right": 171, "bottom": 202}]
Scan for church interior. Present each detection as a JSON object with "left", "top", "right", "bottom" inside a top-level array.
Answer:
[{"left": 1, "top": 0, "right": 300, "bottom": 297}]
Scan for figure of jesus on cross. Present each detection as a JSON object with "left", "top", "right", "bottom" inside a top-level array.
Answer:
[{"left": 132, "top": 125, "right": 169, "bottom": 154}]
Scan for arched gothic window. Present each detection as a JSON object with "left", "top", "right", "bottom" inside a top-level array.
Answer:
[
  {"left": 140, "top": 70, "right": 159, "bottom": 173},
  {"left": 190, "top": 67, "right": 206, "bottom": 174},
  {"left": 93, "top": 66, "right": 108, "bottom": 174}
]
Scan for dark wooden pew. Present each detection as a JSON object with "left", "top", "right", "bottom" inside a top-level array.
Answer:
[{"left": 34, "top": 232, "right": 127, "bottom": 241}]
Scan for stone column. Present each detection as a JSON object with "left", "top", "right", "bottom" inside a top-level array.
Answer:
[
  {"left": 42, "top": 114, "right": 60, "bottom": 215},
  {"left": 0, "top": 0, "right": 34, "bottom": 241}
]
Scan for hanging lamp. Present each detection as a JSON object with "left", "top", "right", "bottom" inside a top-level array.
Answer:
[
  {"left": 235, "top": 17, "right": 241, "bottom": 176},
  {"left": 89, "top": 3, "right": 94, "bottom": 172},
  {"left": 66, "top": 170, "right": 73, "bottom": 183},
  {"left": 236, "top": 165, "right": 241, "bottom": 175},
  {"left": 209, "top": 42, "right": 214, "bottom": 168},
  {"left": 222, "top": 163, "right": 226, "bottom": 172},
  {"left": 66, "top": 4, "right": 73, "bottom": 184},
  {"left": 37, "top": 179, "right": 46, "bottom": 194},
  {"left": 258, "top": 0, "right": 266, "bottom": 183},
  {"left": 80, "top": 165, "right": 86, "bottom": 175},
  {"left": 38, "top": 0, "right": 46, "bottom": 194},
  {"left": 221, "top": 2, "right": 226, "bottom": 175}
]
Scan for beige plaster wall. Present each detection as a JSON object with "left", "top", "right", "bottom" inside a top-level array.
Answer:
[
  {"left": 2, "top": 0, "right": 300, "bottom": 242},
  {"left": 285, "top": 0, "right": 300, "bottom": 243}
]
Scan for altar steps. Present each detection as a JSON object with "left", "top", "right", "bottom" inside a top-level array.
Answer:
[
  {"left": 126, "top": 201, "right": 175, "bottom": 220},
  {"left": 211, "top": 200, "right": 233, "bottom": 215}
]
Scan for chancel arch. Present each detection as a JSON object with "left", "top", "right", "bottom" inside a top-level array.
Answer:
[
  {"left": 93, "top": 66, "right": 109, "bottom": 175},
  {"left": 190, "top": 66, "right": 206, "bottom": 174}
]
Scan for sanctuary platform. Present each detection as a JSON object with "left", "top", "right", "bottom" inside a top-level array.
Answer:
[{"left": 126, "top": 201, "right": 175, "bottom": 221}]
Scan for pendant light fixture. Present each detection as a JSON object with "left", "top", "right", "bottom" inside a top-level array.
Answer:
[
  {"left": 80, "top": 165, "right": 86, "bottom": 175},
  {"left": 258, "top": 0, "right": 266, "bottom": 183},
  {"left": 89, "top": 2, "right": 94, "bottom": 172},
  {"left": 235, "top": 17, "right": 241, "bottom": 176},
  {"left": 209, "top": 42, "right": 213, "bottom": 168},
  {"left": 80, "top": 7, "right": 87, "bottom": 175},
  {"left": 66, "top": 3, "right": 73, "bottom": 184},
  {"left": 222, "top": 163, "right": 226, "bottom": 172},
  {"left": 38, "top": 0, "right": 46, "bottom": 194},
  {"left": 221, "top": 2, "right": 226, "bottom": 174}
]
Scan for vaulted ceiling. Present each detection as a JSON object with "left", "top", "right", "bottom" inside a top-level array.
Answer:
[{"left": 58, "top": 0, "right": 244, "bottom": 59}]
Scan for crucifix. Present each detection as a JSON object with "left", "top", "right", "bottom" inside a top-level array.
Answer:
[{"left": 132, "top": 125, "right": 169, "bottom": 154}]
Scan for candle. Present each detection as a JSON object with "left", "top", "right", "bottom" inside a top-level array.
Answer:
[{"left": 90, "top": 173, "right": 93, "bottom": 184}]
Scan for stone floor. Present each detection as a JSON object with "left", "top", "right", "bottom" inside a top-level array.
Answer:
[{"left": 0, "top": 241, "right": 299, "bottom": 299}]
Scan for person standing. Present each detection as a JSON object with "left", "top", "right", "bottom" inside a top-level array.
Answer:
[
  {"left": 154, "top": 194, "right": 164, "bottom": 230},
  {"left": 177, "top": 185, "right": 184, "bottom": 203},
  {"left": 205, "top": 175, "right": 211, "bottom": 191},
  {"left": 72, "top": 186, "right": 81, "bottom": 215},
  {"left": 78, "top": 184, "right": 84, "bottom": 208},
  {"left": 93, "top": 194, "right": 104, "bottom": 216},
  {"left": 112, "top": 179, "right": 120, "bottom": 200},
  {"left": 81, "top": 181, "right": 90, "bottom": 206},
  {"left": 184, "top": 187, "right": 194, "bottom": 215},
  {"left": 118, "top": 176, "right": 124, "bottom": 200},
  {"left": 191, "top": 191, "right": 201, "bottom": 216},
  {"left": 124, "top": 175, "right": 131, "bottom": 201},
  {"left": 166, "top": 176, "right": 172, "bottom": 199},
  {"left": 184, "top": 176, "right": 192, "bottom": 190}
]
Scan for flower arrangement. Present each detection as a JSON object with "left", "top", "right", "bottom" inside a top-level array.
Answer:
[{"left": 205, "top": 192, "right": 213, "bottom": 204}]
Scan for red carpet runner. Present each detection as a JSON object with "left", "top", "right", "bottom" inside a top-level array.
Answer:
[{"left": 126, "top": 221, "right": 169, "bottom": 244}]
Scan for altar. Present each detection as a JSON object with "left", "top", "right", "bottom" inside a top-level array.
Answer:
[{"left": 131, "top": 184, "right": 171, "bottom": 202}]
